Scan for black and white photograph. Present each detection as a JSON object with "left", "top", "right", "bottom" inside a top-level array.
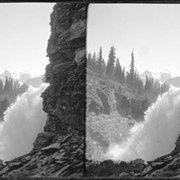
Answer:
[
  {"left": 86, "top": 3, "right": 180, "bottom": 178},
  {"left": 0, "top": 2, "right": 86, "bottom": 178},
  {"left": 1, "top": 1, "right": 180, "bottom": 179}
]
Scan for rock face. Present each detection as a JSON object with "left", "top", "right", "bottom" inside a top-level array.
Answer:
[
  {"left": 0, "top": 132, "right": 84, "bottom": 177},
  {"left": 135, "top": 136, "right": 180, "bottom": 177},
  {"left": 42, "top": 3, "right": 87, "bottom": 135},
  {"left": 86, "top": 137, "right": 180, "bottom": 178},
  {"left": 0, "top": 3, "right": 87, "bottom": 178},
  {"left": 86, "top": 159, "right": 146, "bottom": 177},
  {"left": 87, "top": 67, "right": 150, "bottom": 122},
  {"left": 87, "top": 78, "right": 115, "bottom": 115}
]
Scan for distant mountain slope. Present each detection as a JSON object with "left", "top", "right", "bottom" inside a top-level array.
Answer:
[
  {"left": 141, "top": 70, "right": 173, "bottom": 83},
  {"left": 165, "top": 77, "right": 180, "bottom": 87},
  {"left": 19, "top": 72, "right": 31, "bottom": 83},
  {"left": 0, "top": 70, "right": 16, "bottom": 81},
  {"left": 159, "top": 71, "right": 172, "bottom": 83},
  {"left": 0, "top": 70, "right": 44, "bottom": 87},
  {"left": 141, "top": 70, "right": 159, "bottom": 80},
  {"left": 0, "top": 70, "right": 32, "bottom": 83},
  {"left": 25, "top": 76, "right": 44, "bottom": 88}
]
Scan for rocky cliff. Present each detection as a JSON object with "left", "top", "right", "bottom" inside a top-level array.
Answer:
[
  {"left": 87, "top": 69, "right": 116, "bottom": 115},
  {"left": 87, "top": 67, "right": 150, "bottom": 122},
  {"left": 42, "top": 2, "right": 87, "bottom": 134},
  {"left": 0, "top": 3, "right": 87, "bottom": 178}
]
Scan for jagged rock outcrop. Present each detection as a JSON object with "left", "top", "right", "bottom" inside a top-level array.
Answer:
[
  {"left": 134, "top": 137, "right": 180, "bottom": 177},
  {"left": 86, "top": 159, "right": 146, "bottom": 177},
  {"left": 86, "top": 137, "right": 180, "bottom": 178},
  {"left": 0, "top": 132, "right": 84, "bottom": 177},
  {"left": 42, "top": 3, "right": 87, "bottom": 134},
  {"left": 87, "top": 69, "right": 116, "bottom": 115},
  {"left": 0, "top": 3, "right": 87, "bottom": 178},
  {"left": 87, "top": 67, "right": 149, "bottom": 121},
  {"left": 175, "top": 134, "right": 180, "bottom": 152},
  {"left": 87, "top": 82, "right": 115, "bottom": 115},
  {"left": 135, "top": 151, "right": 180, "bottom": 177}
]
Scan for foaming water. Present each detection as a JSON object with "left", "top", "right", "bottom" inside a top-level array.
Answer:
[
  {"left": 0, "top": 83, "right": 48, "bottom": 161},
  {"left": 106, "top": 87, "right": 180, "bottom": 162}
]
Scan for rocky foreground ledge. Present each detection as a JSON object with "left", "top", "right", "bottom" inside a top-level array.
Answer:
[
  {"left": 0, "top": 131, "right": 84, "bottom": 178},
  {"left": 86, "top": 149, "right": 180, "bottom": 178}
]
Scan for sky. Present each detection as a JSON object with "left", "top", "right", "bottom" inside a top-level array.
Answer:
[
  {"left": 0, "top": 3, "right": 55, "bottom": 76},
  {"left": 87, "top": 4, "right": 180, "bottom": 76}
]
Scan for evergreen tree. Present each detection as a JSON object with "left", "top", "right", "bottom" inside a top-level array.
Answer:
[
  {"left": 113, "top": 58, "right": 121, "bottom": 80},
  {"left": 92, "top": 52, "right": 97, "bottom": 69},
  {"left": 142, "top": 96, "right": 150, "bottom": 113},
  {"left": 0, "top": 79, "right": 3, "bottom": 96},
  {"left": 106, "top": 46, "right": 116, "bottom": 77},
  {"left": 130, "top": 50, "right": 135, "bottom": 78},
  {"left": 97, "top": 47, "right": 104, "bottom": 75},
  {"left": 126, "top": 51, "right": 135, "bottom": 88},
  {"left": 128, "top": 51, "right": 135, "bottom": 86},
  {"left": 0, "top": 76, "right": 28, "bottom": 119},
  {"left": 134, "top": 72, "right": 143, "bottom": 94},
  {"left": 4, "top": 76, "right": 11, "bottom": 96},
  {"left": 87, "top": 52, "right": 92, "bottom": 67},
  {"left": 113, "top": 58, "right": 125, "bottom": 84},
  {"left": 97, "top": 47, "right": 103, "bottom": 68},
  {"left": 121, "top": 66, "right": 125, "bottom": 83},
  {"left": 144, "top": 76, "right": 151, "bottom": 94},
  {"left": 102, "top": 58, "right": 106, "bottom": 74}
]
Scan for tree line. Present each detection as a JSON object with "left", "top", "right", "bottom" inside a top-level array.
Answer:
[
  {"left": 0, "top": 77, "right": 28, "bottom": 120},
  {"left": 87, "top": 46, "right": 169, "bottom": 98},
  {"left": 87, "top": 46, "right": 169, "bottom": 120}
]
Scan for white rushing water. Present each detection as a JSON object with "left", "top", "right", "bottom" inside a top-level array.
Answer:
[
  {"left": 0, "top": 83, "right": 48, "bottom": 161},
  {"left": 106, "top": 87, "right": 180, "bottom": 162}
]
